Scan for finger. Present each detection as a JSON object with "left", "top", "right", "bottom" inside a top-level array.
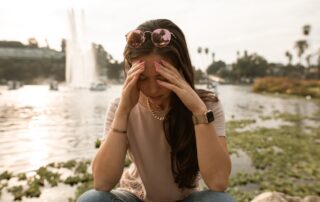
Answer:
[
  {"left": 126, "top": 75, "right": 140, "bottom": 90},
  {"left": 156, "top": 61, "right": 182, "bottom": 80},
  {"left": 160, "top": 60, "right": 184, "bottom": 79},
  {"left": 160, "top": 59, "right": 186, "bottom": 80},
  {"left": 127, "top": 61, "right": 145, "bottom": 76},
  {"left": 155, "top": 62, "right": 183, "bottom": 87},
  {"left": 160, "top": 59, "right": 180, "bottom": 75},
  {"left": 124, "top": 68, "right": 144, "bottom": 89},
  {"left": 156, "top": 80, "right": 180, "bottom": 93},
  {"left": 158, "top": 61, "right": 180, "bottom": 76},
  {"left": 123, "top": 65, "right": 145, "bottom": 88}
]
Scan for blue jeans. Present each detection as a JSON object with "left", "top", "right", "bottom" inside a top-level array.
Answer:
[{"left": 77, "top": 189, "right": 236, "bottom": 202}]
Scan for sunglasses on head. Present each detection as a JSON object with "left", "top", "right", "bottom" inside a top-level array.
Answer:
[{"left": 125, "top": 28, "right": 176, "bottom": 48}]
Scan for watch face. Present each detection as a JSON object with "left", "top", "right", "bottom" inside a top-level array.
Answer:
[{"left": 206, "top": 111, "right": 215, "bottom": 122}]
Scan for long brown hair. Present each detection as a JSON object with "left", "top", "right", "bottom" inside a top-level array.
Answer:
[{"left": 123, "top": 19, "right": 218, "bottom": 189}]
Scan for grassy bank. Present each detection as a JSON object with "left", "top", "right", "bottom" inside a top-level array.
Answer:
[
  {"left": 252, "top": 77, "right": 320, "bottom": 99},
  {"left": 227, "top": 112, "right": 320, "bottom": 201}
]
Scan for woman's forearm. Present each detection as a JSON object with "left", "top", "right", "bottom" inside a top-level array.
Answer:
[
  {"left": 194, "top": 123, "right": 231, "bottom": 191},
  {"left": 92, "top": 108, "right": 129, "bottom": 191}
]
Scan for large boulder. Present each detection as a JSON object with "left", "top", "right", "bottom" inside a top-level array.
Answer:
[{"left": 251, "top": 192, "right": 320, "bottom": 202}]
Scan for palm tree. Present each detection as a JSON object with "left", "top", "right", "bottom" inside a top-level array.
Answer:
[
  {"left": 318, "top": 51, "right": 320, "bottom": 78},
  {"left": 204, "top": 47, "right": 209, "bottom": 54},
  {"left": 61, "top": 38, "right": 66, "bottom": 52},
  {"left": 197, "top": 47, "right": 203, "bottom": 72},
  {"left": 285, "top": 51, "right": 293, "bottom": 65},
  {"left": 305, "top": 54, "right": 311, "bottom": 68},
  {"left": 294, "top": 40, "right": 308, "bottom": 65},
  {"left": 203, "top": 48, "right": 210, "bottom": 86},
  {"left": 244, "top": 50, "right": 248, "bottom": 58},
  {"left": 318, "top": 52, "right": 320, "bottom": 66},
  {"left": 303, "top": 25, "right": 311, "bottom": 67},
  {"left": 204, "top": 48, "right": 210, "bottom": 74},
  {"left": 303, "top": 25, "right": 311, "bottom": 36}
]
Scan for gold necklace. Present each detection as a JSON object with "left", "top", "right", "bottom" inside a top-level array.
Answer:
[{"left": 147, "top": 98, "right": 166, "bottom": 121}]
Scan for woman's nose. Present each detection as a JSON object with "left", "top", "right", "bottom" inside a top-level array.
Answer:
[{"left": 148, "top": 80, "right": 160, "bottom": 94}]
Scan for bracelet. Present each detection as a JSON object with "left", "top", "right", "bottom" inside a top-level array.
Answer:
[{"left": 111, "top": 127, "right": 127, "bottom": 133}]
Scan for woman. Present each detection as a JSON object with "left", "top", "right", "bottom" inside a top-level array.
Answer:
[{"left": 78, "top": 19, "right": 235, "bottom": 202}]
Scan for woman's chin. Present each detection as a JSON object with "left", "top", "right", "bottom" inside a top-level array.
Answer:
[
  {"left": 149, "top": 97, "right": 171, "bottom": 110},
  {"left": 149, "top": 96, "right": 163, "bottom": 103}
]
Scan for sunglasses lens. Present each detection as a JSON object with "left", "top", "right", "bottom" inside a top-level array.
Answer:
[
  {"left": 152, "top": 29, "right": 172, "bottom": 47},
  {"left": 126, "top": 30, "right": 145, "bottom": 48}
]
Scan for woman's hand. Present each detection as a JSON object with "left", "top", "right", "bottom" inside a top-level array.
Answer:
[
  {"left": 155, "top": 60, "right": 207, "bottom": 115},
  {"left": 118, "top": 60, "right": 145, "bottom": 114}
]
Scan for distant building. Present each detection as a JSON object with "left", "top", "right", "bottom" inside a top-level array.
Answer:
[{"left": 0, "top": 47, "right": 64, "bottom": 60}]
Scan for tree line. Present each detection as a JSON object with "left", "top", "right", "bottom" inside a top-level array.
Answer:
[{"left": 198, "top": 24, "right": 320, "bottom": 84}]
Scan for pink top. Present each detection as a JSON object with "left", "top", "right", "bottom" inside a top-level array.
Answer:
[{"left": 103, "top": 97, "right": 226, "bottom": 202}]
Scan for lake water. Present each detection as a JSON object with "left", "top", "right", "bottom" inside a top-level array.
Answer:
[{"left": 0, "top": 84, "right": 319, "bottom": 174}]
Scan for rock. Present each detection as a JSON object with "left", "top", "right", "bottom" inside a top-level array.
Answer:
[
  {"left": 251, "top": 192, "right": 287, "bottom": 202},
  {"left": 251, "top": 192, "right": 320, "bottom": 202},
  {"left": 305, "top": 95, "right": 312, "bottom": 100},
  {"left": 302, "top": 196, "right": 320, "bottom": 202}
]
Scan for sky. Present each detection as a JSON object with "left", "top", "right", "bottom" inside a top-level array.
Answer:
[{"left": 1, "top": 0, "right": 320, "bottom": 69}]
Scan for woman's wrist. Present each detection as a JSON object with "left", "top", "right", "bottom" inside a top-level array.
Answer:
[
  {"left": 111, "top": 106, "right": 130, "bottom": 133},
  {"left": 117, "top": 102, "right": 132, "bottom": 116},
  {"left": 191, "top": 103, "right": 207, "bottom": 115},
  {"left": 115, "top": 107, "right": 131, "bottom": 117}
]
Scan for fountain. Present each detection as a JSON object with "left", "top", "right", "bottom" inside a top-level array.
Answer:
[{"left": 66, "top": 9, "right": 97, "bottom": 88}]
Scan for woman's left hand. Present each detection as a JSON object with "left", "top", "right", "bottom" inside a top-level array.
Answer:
[{"left": 155, "top": 60, "right": 207, "bottom": 115}]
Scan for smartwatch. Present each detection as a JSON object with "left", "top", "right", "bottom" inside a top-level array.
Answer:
[{"left": 192, "top": 110, "right": 215, "bottom": 125}]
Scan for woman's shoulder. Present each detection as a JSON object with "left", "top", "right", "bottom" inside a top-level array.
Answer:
[
  {"left": 106, "top": 97, "right": 120, "bottom": 115},
  {"left": 110, "top": 97, "right": 120, "bottom": 105},
  {"left": 195, "top": 89, "right": 221, "bottom": 109},
  {"left": 195, "top": 88, "right": 218, "bottom": 101}
]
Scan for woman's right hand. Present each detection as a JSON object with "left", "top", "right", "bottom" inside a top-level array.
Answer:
[{"left": 118, "top": 60, "right": 145, "bottom": 114}]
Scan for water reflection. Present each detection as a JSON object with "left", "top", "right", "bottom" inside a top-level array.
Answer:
[
  {"left": 218, "top": 85, "right": 318, "bottom": 120},
  {"left": 0, "top": 84, "right": 318, "bottom": 173},
  {"left": 231, "top": 149, "right": 255, "bottom": 175},
  {"left": 0, "top": 85, "right": 115, "bottom": 173}
]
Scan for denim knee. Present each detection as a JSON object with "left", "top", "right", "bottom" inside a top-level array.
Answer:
[
  {"left": 184, "top": 190, "right": 236, "bottom": 202},
  {"left": 77, "top": 189, "right": 121, "bottom": 202},
  {"left": 204, "top": 191, "right": 235, "bottom": 202}
]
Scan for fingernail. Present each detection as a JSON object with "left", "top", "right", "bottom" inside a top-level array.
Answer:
[
  {"left": 154, "top": 62, "right": 160, "bottom": 70},
  {"left": 136, "top": 60, "right": 144, "bottom": 65}
]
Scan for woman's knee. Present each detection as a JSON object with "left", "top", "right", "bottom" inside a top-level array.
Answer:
[
  {"left": 77, "top": 189, "right": 117, "bottom": 202},
  {"left": 202, "top": 190, "right": 235, "bottom": 202}
]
